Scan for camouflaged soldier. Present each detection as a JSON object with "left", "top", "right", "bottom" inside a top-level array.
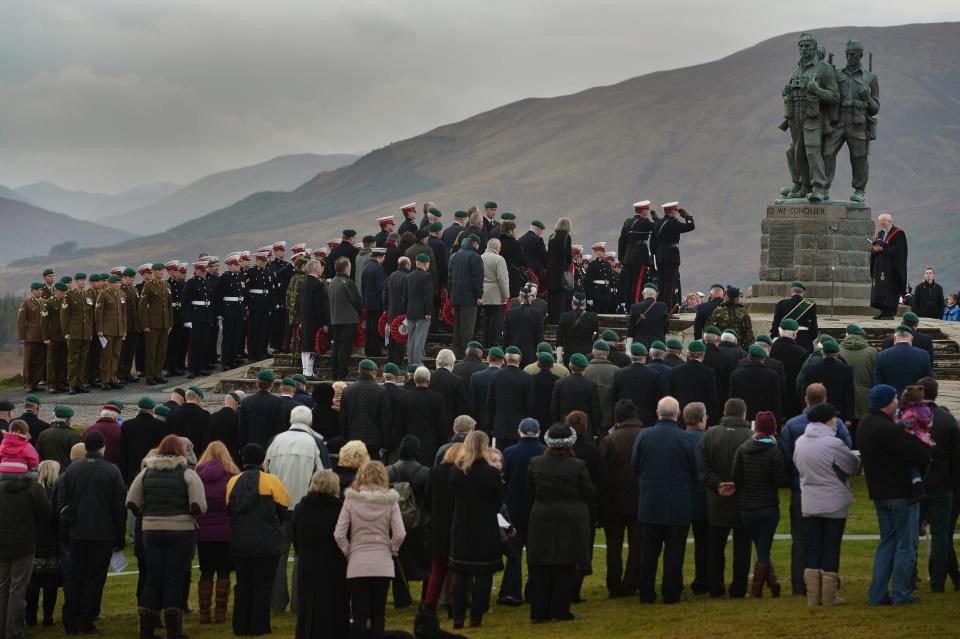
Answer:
[
  {"left": 707, "top": 285, "right": 755, "bottom": 345},
  {"left": 118, "top": 267, "right": 141, "bottom": 384},
  {"left": 139, "top": 263, "right": 173, "bottom": 385},
  {"left": 286, "top": 252, "right": 310, "bottom": 353},
  {"left": 17, "top": 282, "right": 46, "bottom": 391},
  {"left": 41, "top": 282, "right": 69, "bottom": 393},
  {"left": 61, "top": 273, "right": 94, "bottom": 394},
  {"left": 96, "top": 275, "right": 128, "bottom": 389}
]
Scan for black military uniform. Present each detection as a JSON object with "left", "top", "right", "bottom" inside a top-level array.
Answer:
[
  {"left": 398, "top": 216, "right": 418, "bottom": 238},
  {"left": 214, "top": 266, "right": 247, "bottom": 369},
  {"left": 651, "top": 206, "right": 695, "bottom": 314},
  {"left": 182, "top": 270, "right": 214, "bottom": 378},
  {"left": 204, "top": 267, "right": 221, "bottom": 368},
  {"left": 617, "top": 208, "right": 655, "bottom": 307},
  {"left": 628, "top": 297, "right": 667, "bottom": 348},
  {"left": 325, "top": 236, "right": 359, "bottom": 279},
  {"left": 268, "top": 254, "right": 294, "bottom": 352},
  {"left": 770, "top": 289, "right": 819, "bottom": 352},
  {"left": 555, "top": 306, "right": 599, "bottom": 366},
  {"left": 245, "top": 261, "right": 275, "bottom": 361},
  {"left": 584, "top": 255, "right": 617, "bottom": 314},
  {"left": 165, "top": 273, "right": 187, "bottom": 375}
]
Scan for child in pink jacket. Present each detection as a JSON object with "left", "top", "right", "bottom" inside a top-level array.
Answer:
[{"left": 0, "top": 420, "right": 40, "bottom": 474}]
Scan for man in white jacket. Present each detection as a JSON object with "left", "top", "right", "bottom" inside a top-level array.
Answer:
[{"left": 480, "top": 238, "right": 510, "bottom": 347}]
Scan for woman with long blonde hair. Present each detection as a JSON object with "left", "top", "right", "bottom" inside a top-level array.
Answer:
[{"left": 194, "top": 441, "right": 240, "bottom": 624}]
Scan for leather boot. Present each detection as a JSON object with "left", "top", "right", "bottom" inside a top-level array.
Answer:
[
  {"left": 163, "top": 607, "right": 187, "bottom": 639},
  {"left": 820, "top": 572, "right": 846, "bottom": 606},
  {"left": 766, "top": 563, "right": 782, "bottom": 598},
  {"left": 803, "top": 569, "right": 822, "bottom": 607},
  {"left": 138, "top": 607, "right": 161, "bottom": 639},
  {"left": 197, "top": 578, "right": 213, "bottom": 624},
  {"left": 751, "top": 563, "right": 767, "bottom": 598},
  {"left": 214, "top": 578, "right": 231, "bottom": 624}
]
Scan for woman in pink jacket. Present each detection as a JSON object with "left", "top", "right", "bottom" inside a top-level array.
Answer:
[{"left": 334, "top": 460, "right": 406, "bottom": 639}]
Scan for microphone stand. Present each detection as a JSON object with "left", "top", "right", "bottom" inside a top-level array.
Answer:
[{"left": 827, "top": 225, "right": 839, "bottom": 320}]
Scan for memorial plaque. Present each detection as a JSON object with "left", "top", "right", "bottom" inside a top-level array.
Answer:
[{"left": 768, "top": 223, "right": 796, "bottom": 268}]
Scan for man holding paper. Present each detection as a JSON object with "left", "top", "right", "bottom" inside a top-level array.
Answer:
[{"left": 95, "top": 275, "right": 128, "bottom": 390}]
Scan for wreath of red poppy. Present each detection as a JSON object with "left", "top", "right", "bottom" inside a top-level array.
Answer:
[
  {"left": 440, "top": 298, "right": 455, "bottom": 326},
  {"left": 390, "top": 315, "right": 409, "bottom": 344},
  {"left": 353, "top": 309, "right": 367, "bottom": 348},
  {"left": 377, "top": 311, "right": 388, "bottom": 337}
]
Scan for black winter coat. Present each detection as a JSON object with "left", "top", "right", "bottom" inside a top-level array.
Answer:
[
  {"left": 525, "top": 456, "right": 595, "bottom": 567},
  {"left": 531, "top": 369, "right": 560, "bottom": 432},
  {"left": 404, "top": 268, "right": 434, "bottom": 321},
  {"left": 0, "top": 475, "right": 52, "bottom": 558},
  {"left": 768, "top": 337, "right": 809, "bottom": 418},
  {"left": 628, "top": 299, "right": 667, "bottom": 347},
  {"left": 551, "top": 374, "right": 601, "bottom": 430},
  {"left": 208, "top": 407, "right": 240, "bottom": 466},
  {"left": 498, "top": 234, "right": 529, "bottom": 297},
  {"left": 339, "top": 376, "right": 392, "bottom": 451},
  {"left": 924, "top": 403, "right": 960, "bottom": 494},
  {"left": 449, "top": 460, "right": 504, "bottom": 572},
  {"left": 452, "top": 356, "right": 486, "bottom": 386},
  {"left": 429, "top": 368, "right": 468, "bottom": 436},
  {"left": 57, "top": 453, "right": 126, "bottom": 543},
  {"left": 394, "top": 388, "right": 448, "bottom": 466},
  {"left": 118, "top": 413, "right": 167, "bottom": 485},
  {"left": 858, "top": 409, "right": 931, "bottom": 501},
  {"left": 238, "top": 390, "right": 286, "bottom": 453},
  {"left": 612, "top": 364, "right": 663, "bottom": 428},
  {"left": 599, "top": 420, "right": 642, "bottom": 517},
  {"left": 487, "top": 366, "right": 534, "bottom": 440},
  {"left": 556, "top": 309, "right": 598, "bottom": 364},
  {"left": 292, "top": 493, "right": 349, "bottom": 639},
  {"left": 803, "top": 357, "right": 856, "bottom": 423},
  {"left": 502, "top": 305, "right": 544, "bottom": 366},
  {"left": 518, "top": 231, "right": 548, "bottom": 281},
  {"left": 166, "top": 403, "right": 211, "bottom": 456},
  {"left": 731, "top": 438, "right": 790, "bottom": 510},
  {"left": 669, "top": 360, "right": 719, "bottom": 428},
  {"left": 703, "top": 343, "right": 736, "bottom": 406},
  {"left": 573, "top": 439, "right": 607, "bottom": 527},
  {"left": 729, "top": 361, "right": 782, "bottom": 423},
  {"left": 427, "top": 463, "right": 456, "bottom": 560},
  {"left": 545, "top": 232, "right": 572, "bottom": 292},
  {"left": 299, "top": 275, "right": 329, "bottom": 353}
]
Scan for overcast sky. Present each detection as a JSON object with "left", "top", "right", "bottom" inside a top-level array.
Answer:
[{"left": 2, "top": 0, "right": 958, "bottom": 193}]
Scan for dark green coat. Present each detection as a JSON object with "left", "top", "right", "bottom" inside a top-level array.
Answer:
[
  {"left": 699, "top": 416, "right": 752, "bottom": 528},
  {"left": 0, "top": 475, "right": 52, "bottom": 557}
]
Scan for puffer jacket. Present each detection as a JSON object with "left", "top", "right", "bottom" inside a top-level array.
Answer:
[
  {"left": 333, "top": 486, "right": 405, "bottom": 579},
  {"left": 0, "top": 432, "right": 39, "bottom": 473},
  {"left": 793, "top": 421, "right": 861, "bottom": 516},
  {"left": 0, "top": 473, "right": 52, "bottom": 558},
  {"left": 731, "top": 438, "right": 790, "bottom": 510},
  {"left": 125, "top": 454, "right": 206, "bottom": 532},
  {"left": 839, "top": 334, "right": 878, "bottom": 419},
  {"left": 196, "top": 459, "right": 235, "bottom": 542}
]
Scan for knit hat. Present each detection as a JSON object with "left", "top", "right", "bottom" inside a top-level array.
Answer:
[
  {"left": 807, "top": 403, "right": 837, "bottom": 424},
  {"left": 290, "top": 405, "right": 312, "bottom": 427},
  {"left": 748, "top": 344, "right": 767, "bottom": 358},
  {"left": 518, "top": 418, "right": 540, "bottom": 437},
  {"left": 630, "top": 342, "right": 648, "bottom": 356},
  {"left": 780, "top": 319, "right": 799, "bottom": 331},
  {"left": 615, "top": 399, "right": 638, "bottom": 423},
  {"left": 137, "top": 397, "right": 156, "bottom": 410},
  {"left": 383, "top": 363, "right": 401, "bottom": 376},
  {"left": 54, "top": 405, "right": 74, "bottom": 419},
  {"left": 242, "top": 443, "right": 266, "bottom": 466},
  {"left": 256, "top": 369, "right": 276, "bottom": 382},
  {"left": 592, "top": 340, "right": 610, "bottom": 352},
  {"left": 84, "top": 430, "right": 105, "bottom": 452},
  {"left": 754, "top": 411, "right": 777, "bottom": 436},
  {"left": 544, "top": 423, "right": 577, "bottom": 448},
  {"left": 570, "top": 353, "right": 589, "bottom": 368},
  {"left": 846, "top": 323, "right": 865, "bottom": 336},
  {"left": 154, "top": 405, "right": 171, "bottom": 417},
  {"left": 869, "top": 384, "right": 898, "bottom": 410},
  {"left": 821, "top": 340, "right": 840, "bottom": 354}
]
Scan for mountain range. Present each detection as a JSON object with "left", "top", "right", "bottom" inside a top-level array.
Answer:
[
  {"left": 1, "top": 22, "right": 958, "bottom": 296},
  {"left": 15, "top": 181, "right": 181, "bottom": 222}
]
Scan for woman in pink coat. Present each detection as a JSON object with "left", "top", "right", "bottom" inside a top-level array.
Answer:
[{"left": 334, "top": 460, "right": 406, "bottom": 639}]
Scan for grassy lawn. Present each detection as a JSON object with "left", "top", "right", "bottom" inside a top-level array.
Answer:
[{"left": 25, "top": 476, "right": 960, "bottom": 639}]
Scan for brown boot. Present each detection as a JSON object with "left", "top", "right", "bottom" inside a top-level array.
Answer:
[
  {"left": 214, "top": 578, "right": 231, "bottom": 624},
  {"left": 162, "top": 607, "right": 187, "bottom": 639},
  {"left": 197, "top": 578, "right": 213, "bottom": 624},
  {"left": 138, "top": 607, "right": 161, "bottom": 639},
  {"left": 803, "top": 569, "right": 822, "bottom": 607},
  {"left": 821, "top": 572, "right": 846, "bottom": 606},
  {"left": 766, "top": 563, "right": 782, "bottom": 598},
  {"left": 751, "top": 563, "right": 768, "bottom": 598}
]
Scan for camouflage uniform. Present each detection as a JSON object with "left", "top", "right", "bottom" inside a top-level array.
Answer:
[
  {"left": 286, "top": 269, "right": 305, "bottom": 352},
  {"left": 708, "top": 302, "right": 755, "bottom": 345}
]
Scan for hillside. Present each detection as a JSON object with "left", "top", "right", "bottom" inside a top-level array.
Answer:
[
  {"left": 15, "top": 181, "right": 181, "bottom": 222},
  {"left": 1, "top": 22, "right": 958, "bottom": 295},
  {"left": 0, "top": 184, "right": 32, "bottom": 204},
  {"left": 0, "top": 197, "right": 136, "bottom": 265},
  {"left": 97, "top": 153, "right": 359, "bottom": 234}
]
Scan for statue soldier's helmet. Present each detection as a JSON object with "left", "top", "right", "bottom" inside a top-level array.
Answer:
[
  {"left": 844, "top": 39, "right": 864, "bottom": 52},
  {"left": 798, "top": 32, "right": 817, "bottom": 47}
]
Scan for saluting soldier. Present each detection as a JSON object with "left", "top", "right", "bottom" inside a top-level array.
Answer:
[
  {"left": 770, "top": 281, "right": 819, "bottom": 352},
  {"left": 182, "top": 260, "right": 214, "bottom": 379},
  {"left": 118, "top": 267, "right": 141, "bottom": 384},
  {"left": 245, "top": 250, "right": 275, "bottom": 361},
  {"left": 41, "top": 282, "right": 69, "bottom": 393},
  {"left": 96, "top": 275, "right": 127, "bottom": 390},
  {"left": 651, "top": 201, "right": 695, "bottom": 316},
  {"left": 61, "top": 273, "right": 93, "bottom": 394},
  {"left": 40, "top": 268, "right": 56, "bottom": 298},
  {"left": 139, "top": 263, "right": 173, "bottom": 386},
  {"left": 618, "top": 201, "right": 656, "bottom": 307},
  {"left": 584, "top": 242, "right": 617, "bottom": 314},
  {"left": 18, "top": 282, "right": 46, "bottom": 392}
]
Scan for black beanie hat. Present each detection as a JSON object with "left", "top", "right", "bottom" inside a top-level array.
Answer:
[{"left": 242, "top": 443, "right": 266, "bottom": 466}]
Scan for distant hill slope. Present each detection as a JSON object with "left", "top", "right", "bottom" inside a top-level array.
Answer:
[
  {"left": 16, "top": 181, "right": 181, "bottom": 222},
  {"left": 0, "top": 184, "right": 32, "bottom": 205},
  {"left": 97, "top": 153, "right": 359, "bottom": 234},
  {"left": 0, "top": 197, "right": 136, "bottom": 266},
  {"left": 1, "top": 22, "right": 958, "bottom": 294}
]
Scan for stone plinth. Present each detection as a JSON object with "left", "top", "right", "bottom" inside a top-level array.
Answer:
[{"left": 748, "top": 203, "right": 875, "bottom": 315}]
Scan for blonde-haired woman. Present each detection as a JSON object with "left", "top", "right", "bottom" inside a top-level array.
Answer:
[
  {"left": 547, "top": 217, "right": 573, "bottom": 323},
  {"left": 334, "top": 461, "right": 406, "bottom": 639},
  {"left": 195, "top": 441, "right": 240, "bottom": 623},
  {"left": 293, "top": 469, "right": 348, "bottom": 639},
  {"left": 449, "top": 431, "right": 503, "bottom": 629},
  {"left": 335, "top": 440, "right": 370, "bottom": 496},
  {"left": 25, "top": 460, "right": 61, "bottom": 627}
]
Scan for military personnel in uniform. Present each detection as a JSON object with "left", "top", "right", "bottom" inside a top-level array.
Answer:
[
  {"left": 246, "top": 251, "right": 276, "bottom": 361},
  {"left": 133, "top": 264, "right": 152, "bottom": 378},
  {"left": 204, "top": 257, "right": 221, "bottom": 369},
  {"left": 85, "top": 274, "right": 105, "bottom": 385},
  {"left": 165, "top": 261, "right": 187, "bottom": 376},
  {"left": 572, "top": 245, "right": 587, "bottom": 293},
  {"left": 823, "top": 39, "right": 879, "bottom": 203},
  {"left": 325, "top": 230, "right": 359, "bottom": 279},
  {"left": 651, "top": 202, "right": 695, "bottom": 316},
  {"left": 18, "top": 282, "right": 46, "bottom": 391},
  {"left": 96, "top": 275, "right": 127, "bottom": 390},
  {"left": 375, "top": 215, "right": 395, "bottom": 247},
  {"left": 618, "top": 201, "right": 655, "bottom": 307},
  {"left": 215, "top": 254, "right": 248, "bottom": 370},
  {"left": 770, "top": 281, "right": 819, "bottom": 353},
  {"left": 285, "top": 253, "right": 309, "bottom": 353},
  {"left": 398, "top": 203, "right": 419, "bottom": 237},
  {"left": 61, "top": 273, "right": 93, "bottom": 394},
  {"left": 707, "top": 286, "right": 755, "bottom": 346},
  {"left": 118, "top": 267, "right": 141, "bottom": 384},
  {"left": 584, "top": 242, "right": 616, "bottom": 314},
  {"left": 41, "top": 268, "right": 56, "bottom": 298},
  {"left": 41, "top": 282, "right": 69, "bottom": 393},
  {"left": 780, "top": 32, "right": 839, "bottom": 202},
  {"left": 182, "top": 261, "right": 214, "bottom": 379},
  {"left": 140, "top": 263, "right": 173, "bottom": 385},
  {"left": 268, "top": 242, "right": 294, "bottom": 352}
]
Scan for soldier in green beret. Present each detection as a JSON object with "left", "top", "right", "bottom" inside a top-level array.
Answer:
[
  {"left": 117, "top": 267, "right": 141, "bottom": 384},
  {"left": 41, "top": 282, "right": 70, "bottom": 392},
  {"left": 17, "top": 282, "right": 46, "bottom": 391},
  {"left": 96, "top": 275, "right": 128, "bottom": 390},
  {"left": 61, "top": 273, "right": 93, "bottom": 394},
  {"left": 139, "top": 263, "right": 173, "bottom": 385},
  {"left": 41, "top": 268, "right": 56, "bottom": 298},
  {"left": 770, "top": 281, "right": 818, "bottom": 353}
]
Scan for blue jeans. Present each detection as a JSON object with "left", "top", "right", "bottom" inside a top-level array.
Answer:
[
  {"left": 740, "top": 507, "right": 779, "bottom": 563},
  {"left": 802, "top": 516, "right": 845, "bottom": 572},
  {"left": 869, "top": 499, "right": 920, "bottom": 605},
  {"left": 142, "top": 530, "right": 196, "bottom": 610},
  {"left": 499, "top": 537, "right": 523, "bottom": 600}
]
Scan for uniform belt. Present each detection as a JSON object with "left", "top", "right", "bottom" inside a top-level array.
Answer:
[
  {"left": 592, "top": 280, "right": 609, "bottom": 285},
  {"left": 191, "top": 301, "right": 210, "bottom": 306},
  {"left": 249, "top": 289, "right": 267, "bottom": 294},
  {"left": 797, "top": 326, "right": 809, "bottom": 331},
  {"left": 222, "top": 297, "right": 243, "bottom": 302}
]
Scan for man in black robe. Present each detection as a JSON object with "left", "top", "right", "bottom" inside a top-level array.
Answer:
[{"left": 870, "top": 213, "right": 907, "bottom": 319}]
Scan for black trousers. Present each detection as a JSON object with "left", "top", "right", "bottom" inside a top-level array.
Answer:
[
  {"left": 270, "top": 307, "right": 287, "bottom": 350},
  {"left": 365, "top": 310, "right": 383, "bottom": 357},
  {"left": 658, "top": 263, "right": 679, "bottom": 314},
  {"left": 135, "top": 331, "right": 146, "bottom": 374},
  {"left": 548, "top": 291, "right": 571, "bottom": 325},
  {"left": 451, "top": 570, "right": 492, "bottom": 625},
  {"left": 331, "top": 324, "right": 357, "bottom": 380},
  {"left": 708, "top": 524, "right": 751, "bottom": 598},
  {"left": 638, "top": 523, "right": 688, "bottom": 603},
  {"left": 605, "top": 514, "right": 642, "bottom": 596},
  {"left": 621, "top": 263, "right": 647, "bottom": 307},
  {"left": 188, "top": 321, "right": 211, "bottom": 375},
  {"left": 348, "top": 576, "right": 389, "bottom": 639},
  {"left": 62, "top": 539, "right": 113, "bottom": 633},
  {"left": 789, "top": 489, "right": 807, "bottom": 595},
  {"left": 166, "top": 323, "right": 188, "bottom": 372},
  {"left": 248, "top": 310, "right": 271, "bottom": 360},
  {"left": 528, "top": 564, "right": 576, "bottom": 621},
  {"left": 24, "top": 573, "right": 60, "bottom": 623},
  {"left": 233, "top": 555, "right": 279, "bottom": 636},
  {"left": 221, "top": 317, "right": 244, "bottom": 368},
  {"left": 482, "top": 304, "right": 504, "bottom": 347},
  {"left": 207, "top": 322, "right": 220, "bottom": 366},
  {"left": 690, "top": 519, "right": 710, "bottom": 594}
]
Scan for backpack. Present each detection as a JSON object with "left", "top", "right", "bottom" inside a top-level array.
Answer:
[{"left": 392, "top": 481, "right": 421, "bottom": 530}]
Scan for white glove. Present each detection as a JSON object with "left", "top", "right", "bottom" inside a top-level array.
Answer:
[
  {"left": 218, "top": 317, "right": 223, "bottom": 329},
  {"left": 184, "top": 322, "right": 192, "bottom": 329}
]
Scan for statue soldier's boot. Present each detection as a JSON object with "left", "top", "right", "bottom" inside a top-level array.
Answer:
[
  {"left": 780, "top": 185, "right": 793, "bottom": 197},
  {"left": 850, "top": 190, "right": 865, "bottom": 203},
  {"left": 808, "top": 188, "right": 828, "bottom": 202},
  {"left": 787, "top": 184, "right": 805, "bottom": 198}
]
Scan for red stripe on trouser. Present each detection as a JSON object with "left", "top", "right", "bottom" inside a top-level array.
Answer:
[
  {"left": 424, "top": 557, "right": 450, "bottom": 605},
  {"left": 634, "top": 265, "right": 646, "bottom": 304}
]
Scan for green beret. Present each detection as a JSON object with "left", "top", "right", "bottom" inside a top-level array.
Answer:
[
  {"left": 228, "top": 391, "right": 242, "bottom": 404},
  {"left": 30, "top": 282, "right": 43, "bottom": 290},
  {"left": 53, "top": 405, "right": 74, "bottom": 419},
  {"left": 821, "top": 340, "right": 840, "bottom": 354},
  {"left": 756, "top": 335, "right": 773, "bottom": 345},
  {"left": 406, "top": 364, "right": 419, "bottom": 373},
  {"left": 643, "top": 282, "right": 659, "bottom": 292},
  {"left": 88, "top": 274, "right": 99, "bottom": 282},
  {"left": 537, "top": 352, "right": 555, "bottom": 366},
  {"left": 650, "top": 340, "right": 667, "bottom": 351},
  {"left": 460, "top": 238, "right": 472, "bottom": 249},
  {"left": 505, "top": 346, "right": 522, "bottom": 355},
  {"left": 104, "top": 400, "right": 124, "bottom": 411},
  {"left": 790, "top": 281, "right": 806, "bottom": 290},
  {"left": 817, "top": 334, "right": 837, "bottom": 345},
  {"left": 779, "top": 318, "right": 800, "bottom": 331},
  {"left": 722, "top": 328, "right": 738, "bottom": 338},
  {"left": 54, "top": 282, "right": 68, "bottom": 292},
  {"left": 592, "top": 340, "right": 610, "bottom": 352},
  {"left": 630, "top": 342, "right": 648, "bottom": 356},
  {"left": 467, "top": 341, "right": 483, "bottom": 350},
  {"left": 172, "top": 387, "right": 186, "bottom": 398},
  {"left": 454, "top": 210, "right": 468, "bottom": 218},
  {"left": 291, "top": 374, "right": 308, "bottom": 384},
  {"left": 137, "top": 396, "right": 157, "bottom": 410},
  {"left": 500, "top": 212, "right": 516, "bottom": 221},
  {"left": 704, "top": 325, "right": 722, "bottom": 336},
  {"left": 688, "top": 340, "right": 706, "bottom": 353},
  {"left": 59, "top": 276, "right": 72, "bottom": 284},
  {"left": 536, "top": 341, "right": 553, "bottom": 353},
  {"left": 74, "top": 273, "right": 87, "bottom": 280},
  {"left": 154, "top": 405, "right": 171, "bottom": 417},
  {"left": 280, "top": 377, "right": 296, "bottom": 387},
  {"left": 428, "top": 208, "right": 442, "bottom": 217},
  {"left": 489, "top": 347, "right": 505, "bottom": 359},
  {"left": 383, "top": 363, "right": 400, "bottom": 376},
  {"left": 256, "top": 369, "right": 276, "bottom": 382},
  {"left": 24, "top": 394, "right": 41, "bottom": 406},
  {"left": 895, "top": 324, "right": 915, "bottom": 335},
  {"left": 358, "top": 359, "right": 378, "bottom": 371},
  {"left": 666, "top": 338, "right": 683, "bottom": 350},
  {"left": 416, "top": 253, "right": 430, "bottom": 264},
  {"left": 122, "top": 268, "right": 136, "bottom": 277},
  {"left": 185, "top": 385, "right": 203, "bottom": 399},
  {"left": 531, "top": 220, "right": 546, "bottom": 230},
  {"left": 748, "top": 344, "right": 767, "bottom": 358},
  {"left": 107, "top": 275, "right": 120, "bottom": 283},
  {"left": 846, "top": 323, "right": 865, "bottom": 336},
  {"left": 469, "top": 234, "right": 481, "bottom": 244},
  {"left": 570, "top": 353, "right": 589, "bottom": 368},
  {"left": 484, "top": 201, "right": 498, "bottom": 209},
  {"left": 151, "top": 263, "right": 164, "bottom": 271},
  {"left": 429, "top": 222, "right": 443, "bottom": 232},
  {"left": 42, "top": 268, "right": 54, "bottom": 277},
  {"left": 902, "top": 312, "right": 919, "bottom": 326},
  {"left": 601, "top": 330, "right": 620, "bottom": 341}
]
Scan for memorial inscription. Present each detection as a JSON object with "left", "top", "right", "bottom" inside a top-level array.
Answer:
[{"left": 768, "top": 223, "right": 797, "bottom": 268}]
